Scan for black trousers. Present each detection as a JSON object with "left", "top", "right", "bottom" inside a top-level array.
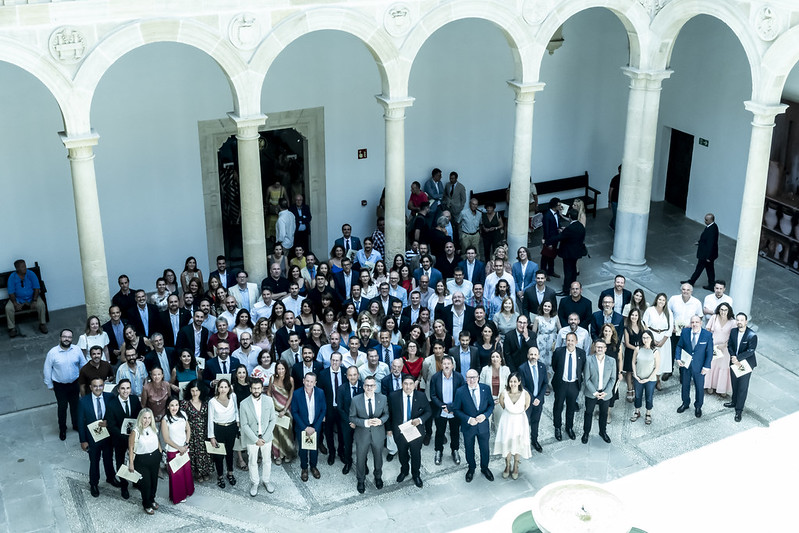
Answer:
[
  {"left": 341, "top": 424, "right": 354, "bottom": 465},
  {"left": 53, "top": 380, "right": 80, "bottom": 432},
  {"left": 528, "top": 401, "right": 543, "bottom": 443},
  {"left": 324, "top": 408, "right": 343, "bottom": 459},
  {"left": 112, "top": 440, "right": 130, "bottom": 489},
  {"left": 212, "top": 423, "right": 237, "bottom": 476},
  {"left": 730, "top": 370, "right": 752, "bottom": 414},
  {"left": 434, "top": 415, "right": 460, "bottom": 452},
  {"left": 541, "top": 253, "right": 555, "bottom": 276},
  {"left": 553, "top": 381, "right": 579, "bottom": 431},
  {"left": 396, "top": 433, "right": 423, "bottom": 477},
  {"left": 562, "top": 258, "right": 578, "bottom": 293},
  {"left": 134, "top": 450, "right": 160, "bottom": 509},
  {"left": 583, "top": 396, "right": 609, "bottom": 436},
  {"left": 689, "top": 258, "right": 715, "bottom": 287},
  {"left": 87, "top": 439, "right": 117, "bottom": 487}
]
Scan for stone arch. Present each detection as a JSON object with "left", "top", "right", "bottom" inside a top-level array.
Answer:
[
  {"left": 72, "top": 18, "right": 247, "bottom": 132},
  {"left": 650, "top": 0, "right": 760, "bottom": 96},
  {"left": 760, "top": 25, "right": 799, "bottom": 104},
  {"left": 251, "top": 7, "right": 399, "bottom": 99}
]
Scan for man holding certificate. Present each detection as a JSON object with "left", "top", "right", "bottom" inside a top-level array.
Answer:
[
  {"left": 105, "top": 379, "right": 141, "bottom": 499},
  {"left": 290, "top": 373, "right": 326, "bottom": 482},
  {"left": 78, "top": 377, "right": 121, "bottom": 497},
  {"left": 239, "top": 380, "right": 277, "bottom": 496},
  {"left": 725, "top": 313, "right": 758, "bottom": 422},
  {"left": 387, "top": 375, "right": 432, "bottom": 489},
  {"left": 675, "top": 315, "right": 714, "bottom": 418},
  {"left": 349, "top": 376, "right": 388, "bottom": 493}
]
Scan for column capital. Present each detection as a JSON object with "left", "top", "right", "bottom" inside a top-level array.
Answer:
[
  {"left": 228, "top": 113, "right": 267, "bottom": 140},
  {"left": 743, "top": 101, "right": 788, "bottom": 126},
  {"left": 376, "top": 95, "right": 415, "bottom": 119},
  {"left": 621, "top": 67, "right": 673, "bottom": 81},
  {"left": 59, "top": 130, "right": 99, "bottom": 150},
  {"left": 507, "top": 81, "right": 545, "bottom": 103}
]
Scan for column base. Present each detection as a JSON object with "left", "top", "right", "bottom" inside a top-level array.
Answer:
[{"left": 603, "top": 258, "right": 653, "bottom": 281}]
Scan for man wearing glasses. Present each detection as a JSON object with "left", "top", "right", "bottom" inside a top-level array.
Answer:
[
  {"left": 349, "top": 376, "right": 388, "bottom": 494},
  {"left": 452, "top": 369, "right": 494, "bottom": 482},
  {"left": 43, "top": 329, "right": 84, "bottom": 440}
]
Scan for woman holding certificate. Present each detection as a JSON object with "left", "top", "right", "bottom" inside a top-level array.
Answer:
[
  {"left": 160, "top": 399, "right": 194, "bottom": 503},
  {"left": 207, "top": 378, "right": 239, "bottom": 488},
  {"left": 128, "top": 408, "right": 162, "bottom": 514}
]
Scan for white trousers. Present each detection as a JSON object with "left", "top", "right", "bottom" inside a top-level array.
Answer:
[{"left": 247, "top": 442, "right": 272, "bottom": 485}]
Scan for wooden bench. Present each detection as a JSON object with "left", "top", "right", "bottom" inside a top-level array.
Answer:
[
  {"left": 535, "top": 171, "right": 601, "bottom": 218},
  {"left": 0, "top": 261, "right": 50, "bottom": 324}
]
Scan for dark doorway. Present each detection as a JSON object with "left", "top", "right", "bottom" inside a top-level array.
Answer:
[
  {"left": 664, "top": 128, "right": 694, "bottom": 212},
  {"left": 217, "top": 128, "right": 307, "bottom": 271}
]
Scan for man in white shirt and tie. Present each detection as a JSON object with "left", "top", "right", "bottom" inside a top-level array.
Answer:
[
  {"left": 321, "top": 353, "right": 346, "bottom": 466},
  {"left": 551, "top": 332, "right": 585, "bottom": 442}
]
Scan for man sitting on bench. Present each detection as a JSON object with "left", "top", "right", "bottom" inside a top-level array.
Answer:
[{"left": 6, "top": 259, "right": 47, "bottom": 337}]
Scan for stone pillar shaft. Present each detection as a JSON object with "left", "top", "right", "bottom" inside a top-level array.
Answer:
[
  {"left": 730, "top": 101, "right": 788, "bottom": 316},
  {"left": 60, "top": 132, "right": 111, "bottom": 320}
]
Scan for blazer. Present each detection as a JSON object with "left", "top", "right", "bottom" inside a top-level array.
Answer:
[
  {"left": 273, "top": 326, "right": 308, "bottom": 356},
  {"left": 77, "top": 392, "right": 114, "bottom": 445},
  {"left": 209, "top": 269, "right": 236, "bottom": 289},
  {"left": 457, "top": 260, "right": 486, "bottom": 287},
  {"left": 370, "top": 295, "right": 402, "bottom": 316},
  {"left": 289, "top": 204, "right": 312, "bottom": 234},
  {"left": 551, "top": 347, "right": 587, "bottom": 389},
  {"left": 290, "top": 387, "right": 326, "bottom": 435},
  {"left": 129, "top": 303, "right": 161, "bottom": 337},
  {"left": 105, "top": 394, "right": 142, "bottom": 447},
  {"left": 349, "top": 392, "right": 389, "bottom": 440},
  {"left": 542, "top": 209, "right": 560, "bottom": 240},
  {"left": 175, "top": 324, "right": 210, "bottom": 361},
  {"left": 443, "top": 181, "right": 467, "bottom": 217},
  {"left": 337, "top": 381, "right": 363, "bottom": 424},
  {"left": 547, "top": 221, "right": 586, "bottom": 259},
  {"left": 452, "top": 383, "right": 494, "bottom": 435},
  {"left": 387, "top": 389, "right": 432, "bottom": 440},
  {"left": 479, "top": 365, "right": 511, "bottom": 396},
  {"left": 521, "top": 285, "right": 558, "bottom": 317},
  {"left": 429, "top": 371, "right": 466, "bottom": 417},
  {"left": 448, "top": 345, "right": 480, "bottom": 375},
  {"left": 335, "top": 236, "right": 362, "bottom": 251},
  {"left": 581, "top": 354, "right": 617, "bottom": 398},
  {"left": 589, "top": 310, "right": 624, "bottom": 341},
  {"left": 202, "top": 355, "right": 241, "bottom": 386},
  {"left": 381, "top": 372, "right": 407, "bottom": 397},
  {"left": 727, "top": 327, "right": 757, "bottom": 369},
  {"left": 412, "top": 267, "right": 443, "bottom": 288},
  {"left": 375, "top": 343, "right": 402, "bottom": 366},
  {"left": 318, "top": 367, "right": 348, "bottom": 410},
  {"left": 143, "top": 347, "right": 176, "bottom": 373},
  {"left": 697, "top": 223, "right": 719, "bottom": 261},
  {"left": 102, "top": 319, "right": 129, "bottom": 359},
  {"left": 290, "top": 360, "right": 324, "bottom": 390},
  {"left": 512, "top": 260, "right": 538, "bottom": 295},
  {"left": 675, "top": 328, "right": 714, "bottom": 371},
  {"left": 332, "top": 270, "right": 357, "bottom": 301},
  {"left": 239, "top": 394, "right": 277, "bottom": 446},
  {"left": 503, "top": 330, "right": 538, "bottom": 371},
  {"left": 158, "top": 309, "right": 191, "bottom": 347},
  {"left": 518, "top": 359, "right": 547, "bottom": 405},
  {"left": 597, "top": 288, "right": 632, "bottom": 311},
  {"left": 229, "top": 282, "right": 260, "bottom": 311},
  {"left": 440, "top": 304, "right": 476, "bottom": 339}
]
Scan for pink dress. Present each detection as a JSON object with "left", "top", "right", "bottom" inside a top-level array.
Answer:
[{"left": 705, "top": 316, "right": 735, "bottom": 394}]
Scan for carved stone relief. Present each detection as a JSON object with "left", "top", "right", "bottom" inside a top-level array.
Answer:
[
  {"left": 48, "top": 27, "right": 86, "bottom": 64},
  {"left": 228, "top": 12, "right": 261, "bottom": 50},
  {"left": 384, "top": 3, "right": 412, "bottom": 37}
]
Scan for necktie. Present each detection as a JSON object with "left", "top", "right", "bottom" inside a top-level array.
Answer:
[
  {"left": 567, "top": 353, "right": 573, "bottom": 381},
  {"left": 394, "top": 377, "right": 399, "bottom": 391},
  {"left": 532, "top": 364, "right": 539, "bottom": 397},
  {"left": 519, "top": 333, "right": 523, "bottom": 347},
  {"left": 367, "top": 398, "right": 373, "bottom": 418},
  {"left": 95, "top": 397, "right": 103, "bottom": 420},
  {"left": 351, "top": 386, "right": 356, "bottom": 398},
  {"left": 406, "top": 395, "right": 412, "bottom": 422},
  {"left": 345, "top": 239, "right": 350, "bottom": 252},
  {"left": 124, "top": 400, "right": 130, "bottom": 417},
  {"left": 691, "top": 333, "right": 697, "bottom": 349},
  {"left": 222, "top": 360, "right": 227, "bottom": 374},
  {"left": 470, "top": 388, "right": 478, "bottom": 409},
  {"left": 450, "top": 183, "right": 455, "bottom": 196},
  {"left": 294, "top": 352, "right": 300, "bottom": 364},
  {"left": 384, "top": 347, "right": 390, "bottom": 364},
  {"left": 333, "top": 372, "right": 339, "bottom": 405}
]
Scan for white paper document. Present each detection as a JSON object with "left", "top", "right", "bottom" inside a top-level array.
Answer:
[
  {"left": 731, "top": 359, "right": 752, "bottom": 378},
  {"left": 215, "top": 373, "right": 231, "bottom": 383},
  {"left": 168, "top": 451, "right": 190, "bottom": 472},
  {"left": 121, "top": 418, "right": 137, "bottom": 436},
  {"left": 275, "top": 415, "right": 290, "bottom": 429},
  {"left": 301, "top": 431, "right": 317, "bottom": 450},
  {"left": 88, "top": 420, "right": 110, "bottom": 442},
  {"left": 205, "top": 441, "right": 226, "bottom": 455},
  {"left": 116, "top": 465, "right": 142, "bottom": 483},
  {"left": 680, "top": 353, "right": 692, "bottom": 369},
  {"left": 398, "top": 420, "right": 421, "bottom": 442}
]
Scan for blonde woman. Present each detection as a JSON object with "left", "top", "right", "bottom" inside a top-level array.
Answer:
[{"left": 128, "top": 408, "right": 162, "bottom": 514}]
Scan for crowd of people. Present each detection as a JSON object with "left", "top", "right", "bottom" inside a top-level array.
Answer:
[{"left": 39, "top": 169, "right": 758, "bottom": 515}]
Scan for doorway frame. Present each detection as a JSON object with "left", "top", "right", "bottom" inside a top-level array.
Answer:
[{"left": 198, "top": 107, "right": 327, "bottom": 263}]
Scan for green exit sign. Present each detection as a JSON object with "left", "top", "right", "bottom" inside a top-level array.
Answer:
[{"left": 698, "top": 138, "right": 709, "bottom": 147}]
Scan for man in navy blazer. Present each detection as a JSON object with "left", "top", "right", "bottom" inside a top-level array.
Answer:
[
  {"left": 521, "top": 270, "right": 558, "bottom": 318},
  {"left": 78, "top": 377, "right": 121, "bottom": 497},
  {"left": 540, "top": 198, "right": 561, "bottom": 279},
  {"left": 337, "top": 366, "right": 363, "bottom": 474},
  {"left": 158, "top": 295, "right": 191, "bottom": 347},
  {"left": 551, "top": 332, "right": 586, "bottom": 441},
  {"left": 175, "top": 310, "right": 210, "bottom": 361},
  {"left": 597, "top": 275, "right": 632, "bottom": 313},
  {"left": 291, "top": 347, "right": 324, "bottom": 390},
  {"left": 289, "top": 194, "right": 312, "bottom": 250},
  {"left": 725, "top": 312, "right": 757, "bottom": 422},
  {"left": 675, "top": 315, "right": 714, "bottom": 417},
  {"left": 129, "top": 290, "right": 160, "bottom": 338},
  {"left": 387, "top": 376, "right": 432, "bottom": 488},
  {"left": 209, "top": 255, "right": 237, "bottom": 289},
  {"left": 334, "top": 223, "right": 362, "bottom": 253},
  {"left": 412, "top": 255, "right": 443, "bottom": 287},
  {"left": 318, "top": 353, "right": 347, "bottom": 465},
  {"left": 590, "top": 295, "right": 624, "bottom": 341},
  {"left": 332, "top": 258, "right": 357, "bottom": 301},
  {"left": 458, "top": 246, "right": 486, "bottom": 287},
  {"left": 518, "top": 346, "right": 547, "bottom": 453},
  {"left": 452, "top": 370, "right": 495, "bottom": 482},
  {"left": 429, "top": 355, "right": 465, "bottom": 465},
  {"left": 290, "top": 372, "right": 326, "bottom": 481},
  {"left": 201, "top": 341, "right": 240, "bottom": 389}
]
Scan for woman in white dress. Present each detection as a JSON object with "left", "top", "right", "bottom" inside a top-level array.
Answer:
[
  {"left": 642, "top": 293, "right": 672, "bottom": 391},
  {"left": 531, "top": 300, "right": 560, "bottom": 389},
  {"left": 493, "top": 372, "right": 531, "bottom": 480},
  {"left": 77, "top": 315, "right": 110, "bottom": 362}
]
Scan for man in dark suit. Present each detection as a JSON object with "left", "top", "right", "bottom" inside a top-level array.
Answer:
[
  {"left": 449, "top": 331, "right": 480, "bottom": 376},
  {"left": 371, "top": 282, "right": 401, "bottom": 316},
  {"left": 273, "top": 311, "right": 308, "bottom": 355},
  {"left": 597, "top": 275, "right": 632, "bottom": 314},
  {"left": 158, "top": 294, "right": 190, "bottom": 347},
  {"left": 349, "top": 376, "right": 388, "bottom": 493},
  {"left": 551, "top": 332, "right": 586, "bottom": 441},
  {"left": 129, "top": 290, "right": 160, "bottom": 338},
  {"left": 291, "top": 347, "right": 324, "bottom": 390},
  {"left": 540, "top": 198, "right": 561, "bottom": 279},
  {"left": 429, "top": 355, "right": 465, "bottom": 465},
  {"left": 105, "top": 378, "right": 141, "bottom": 499},
  {"left": 209, "top": 255, "right": 236, "bottom": 289},
  {"left": 202, "top": 340, "right": 240, "bottom": 389},
  {"left": 522, "top": 270, "right": 558, "bottom": 318},
  {"left": 439, "top": 293, "right": 475, "bottom": 341},
  {"left": 458, "top": 246, "right": 486, "bottom": 287},
  {"left": 333, "top": 257, "right": 357, "bottom": 301},
  {"left": 400, "top": 290, "right": 423, "bottom": 335},
  {"left": 503, "top": 315, "right": 537, "bottom": 370},
  {"left": 518, "top": 346, "right": 547, "bottom": 453},
  {"left": 683, "top": 213, "right": 719, "bottom": 290},
  {"left": 143, "top": 332, "right": 176, "bottom": 373},
  {"left": 675, "top": 315, "right": 714, "bottom": 417},
  {"left": 337, "top": 366, "right": 363, "bottom": 474},
  {"left": 388, "top": 376, "right": 432, "bottom": 488},
  {"left": 452, "top": 369, "right": 494, "bottom": 482},
  {"left": 335, "top": 223, "right": 362, "bottom": 253},
  {"left": 725, "top": 312, "right": 757, "bottom": 422},
  {"left": 381, "top": 359, "right": 406, "bottom": 396},
  {"left": 376, "top": 330, "right": 402, "bottom": 366},
  {"left": 78, "top": 377, "right": 121, "bottom": 497},
  {"left": 412, "top": 255, "right": 443, "bottom": 288},
  {"left": 546, "top": 208, "right": 585, "bottom": 295},
  {"left": 102, "top": 305, "right": 128, "bottom": 365},
  {"left": 589, "top": 295, "right": 624, "bottom": 341},
  {"left": 175, "top": 309, "right": 210, "bottom": 362},
  {"left": 290, "top": 372, "right": 326, "bottom": 482},
  {"left": 289, "top": 194, "right": 312, "bottom": 250},
  {"left": 319, "top": 353, "right": 346, "bottom": 466}
]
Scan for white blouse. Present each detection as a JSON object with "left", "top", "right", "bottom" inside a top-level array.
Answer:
[
  {"left": 77, "top": 332, "right": 110, "bottom": 360},
  {"left": 164, "top": 414, "right": 188, "bottom": 452},
  {"left": 207, "top": 394, "right": 239, "bottom": 438},
  {"left": 133, "top": 426, "right": 159, "bottom": 454}
]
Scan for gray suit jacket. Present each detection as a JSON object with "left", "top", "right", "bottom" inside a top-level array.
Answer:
[
  {"left": 349, "top": 392, "right": 389, "bottom": 446},
  {"left": 239, "top": 394, "right": 277, "bottom": 446},
  {"left": 581, "top": 354, "right": 616, "bottom": 399}
]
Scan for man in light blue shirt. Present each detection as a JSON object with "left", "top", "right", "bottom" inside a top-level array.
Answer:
[
  {"left": 115, "top": 348, "right": 147, "bottom": 397},
  {"left": 6, "top": 259, "right": 47, "bottom": 336},
  {"left": 43, "top": 329, "right": 84, "bottom": 440}
]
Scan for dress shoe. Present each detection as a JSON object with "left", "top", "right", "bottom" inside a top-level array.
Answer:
[
  {"left": 581, "top": 433, "right": 589, "bottom": 444},
  {"left": 375, "top": 477, "right": 383, "bottom": 489},
  {"left": 566, "top": 429, "right": 576, "bottom": 440},
  {"left": 250, "top": 483, "right": 258, "bottom": 497},
  {"left": 39, "top": 324, "right": 48, "bottom": 334},
  {"left": 550, "top": 273, "right": 561, "bottom": 278},
  {"left": 734, "top": 413, "right": 742, "bottom": 422},
  {"left": 661, "top": 373, "right": 671, "bottom": 382},
  {"left": 600, "top": 432, "right": 611, "bottom": 444},
  {"left": 556, "top": 291, "right": 568, "bottom": 297},
  {"left": 554, "top": 428, "right": 562, "bottom": 441},
  {"left": 695, "top": 408, "right": 702, "bottom": 418},
  {"left": 451, "top": 450, "right": 461, "bottom": 465},
  {"left": 677, "top": 405, "right": 688, "bottom": 413},
  {"left": 264, "top": 481, "right": 275, "bottom": 493},
  {"left": 723, "top": 401, "right": 735, "bottom": 408},
  {"left": 8, "top": 327, "right": 18, "bottom": 338},
  {"left": 465, "top": 469, "right": 475, "bottom": 483},
  {"left": 434, "top": 450, "right": 442, "bottom": 465},
  {"left": 311, "top": 467, "right": 321, "bottom": 479},
  {"left": 423, "top": 434, "right": 431, "bottom": 446},
  {"left": 327, "top": 454, "right": 335, "bottom": 466},
  {"left": 702, "top": 285, "right": 714, "bottom": 291},
  {"left": 680, "top": 280, "right": 691, "bottom": 285},
  {"left": 59, "top": 430, "right": 66, "bottom": 441},
  {"left": 90, "top": 485, "right": 99, "bottom": 497},
  {"left": 386, "top": 453, "right": 395, "bottom": 462},
  {"left": 413, "top": 476, "right": 423, "bottom": 488},
  {"left": 121, "top": 486, "right": 130, "bottom": 500},
  {"left": 301, "top": 469, "right": 308, "bottom": 482},
  {"left": 396, "top": 472, "right": 408, "bottom": 483},
  {"left": 357, "top": 482, "right": 365, "bottom": 494},
  {"left": 342, "top": 463, "right": 351, "bottom": 475},
  {"left": 106, "top": 478, "right": 121, "bottom": 488},
  {"left": 481, "top": 468, "right": 494, "bottom": 481},
  {"left": 532, "top": 441, "right": 543, "bottom": 453},
  {"left": 319, "top": 443, "right": 328, "bottom": 455}
]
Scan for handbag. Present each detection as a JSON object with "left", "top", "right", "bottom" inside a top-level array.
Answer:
[{"left": 541, "top": 244, "right": 557, "bottom": 259}]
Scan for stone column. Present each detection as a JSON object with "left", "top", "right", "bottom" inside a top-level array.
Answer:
[
  {"left": 507, "top": 81, "right": 545, "bottom": 255},
  {"left": 376, "top": 96, "right": 414, "bottom": 263},
  {"left": 607, "top": 68, "right": 672, "bottom": 276},
  {"left": 730, "top": 101, "right": 787, "bottom": 316},
  {"left": 59, "top": 131, "right": 111, "bottom": 320},
  {"left": 228, "top": 113, "right": 268, "bottom": 283}
]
